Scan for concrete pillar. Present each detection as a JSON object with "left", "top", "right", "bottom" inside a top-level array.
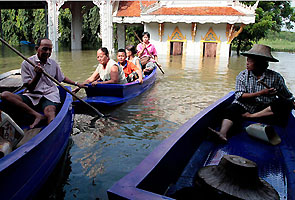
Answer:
[
  {"left": 47, "top": 0, "right": 64, "bottom": 52},
  {"left": 70, "top": 3, "right": 83, "bottom": 50},
  {"left": 98, "top": 1, "right": 114, "bottom": 54},
  {"left": 45, "top": 3, "right": 48, "bottom": 38},
  {"left": 117, "top": 24, "right": 125, "bottom": 50}
]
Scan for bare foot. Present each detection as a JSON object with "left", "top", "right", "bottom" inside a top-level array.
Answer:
[
  {"left": 242, "top": 112, "right": 252, "bottom": 118},
  {"left": 30, "top": 114, "right": 46, "bottom": 129},
  {"left": 208, "top": 127, "right": 227, "bottom": 143}
]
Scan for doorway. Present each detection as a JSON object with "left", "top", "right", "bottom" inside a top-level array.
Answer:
[
  {"left": 170, "top": 42, "right": 183, "bottom": 55},
  {"left": 203, "top": 42, "right": 217, "bottom": 57}
]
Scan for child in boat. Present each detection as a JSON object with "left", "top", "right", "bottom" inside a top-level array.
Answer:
[
  {"left": 117, "top": 49, "right": 143, "bottom": 83},
  {"left": 209, "top": 44, "right": 294, "bottom": 142},
  {"left": 126, "top": 45, "right": 142, "bottom": 71}
]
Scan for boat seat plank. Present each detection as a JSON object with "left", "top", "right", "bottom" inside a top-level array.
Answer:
[{"left": 16, "top": 128, "right": 42, "bottom": 148}]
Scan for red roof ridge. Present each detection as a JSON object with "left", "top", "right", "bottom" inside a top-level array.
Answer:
[{"left": 149, "top": 7, "right": 244, "bottom": 16}]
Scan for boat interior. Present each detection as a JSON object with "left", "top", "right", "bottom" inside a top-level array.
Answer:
[{"left": 124, "top": 93, "right": 295, "bottom": 200}]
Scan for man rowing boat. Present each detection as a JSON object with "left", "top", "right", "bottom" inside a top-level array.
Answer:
[{"left": 1, "top": 38, "right": 83, "bottom": 128}]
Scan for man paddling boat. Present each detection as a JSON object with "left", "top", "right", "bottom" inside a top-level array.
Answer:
[{"left": 1, "top": 38, "right": 83, "bottom": 128}]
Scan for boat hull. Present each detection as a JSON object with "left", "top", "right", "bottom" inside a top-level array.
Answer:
[
  {"left": 76, "top": 68, "right": 157, "bottom": 107},
  {"left": 108, "top": 92, "right": 295, "bottom": 200},
  {"left": 0, "top": 87, "right": 73, "bottom": 200}
]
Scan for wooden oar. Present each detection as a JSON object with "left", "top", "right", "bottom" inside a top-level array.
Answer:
[
  {"left": 0, "top": 37, "right": 104, "bottom": 118},
  {"left": 258, "top": 80, "right": 295, "bottom": 109},
  {"left": 133, "top": 31, "right": 165, "bottom": 74}
]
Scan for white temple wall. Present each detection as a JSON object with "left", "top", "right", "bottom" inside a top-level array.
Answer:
[
  {"left": 196, "top": 23, "right": 230, "bottom": 58},
  {"left": 145, "top": 22, "right": 231, "bottom": 59}
]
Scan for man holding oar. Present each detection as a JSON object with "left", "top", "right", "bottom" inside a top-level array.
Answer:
[{"left": 1, "top": 38, "right": 84, "bottom": 128}]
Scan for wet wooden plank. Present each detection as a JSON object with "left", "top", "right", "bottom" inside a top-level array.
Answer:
[{"left": 16, "top": 128, "right": 42, "bottom": 148}]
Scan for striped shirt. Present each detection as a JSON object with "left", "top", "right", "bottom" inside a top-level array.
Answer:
[{"left": 233, "top": 69, "right": 293, "bottom": 113}]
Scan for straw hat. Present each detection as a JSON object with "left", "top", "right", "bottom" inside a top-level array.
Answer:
[
  {"left": 197, "top": 155, "right": 279, "bottom": 200},
  {"left": 241, "top": 44, "right": 279, "bottom": 62}
]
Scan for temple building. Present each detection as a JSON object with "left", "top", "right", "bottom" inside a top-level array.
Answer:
[
  {"left": 0, "top": 0, "right": 257, "bottom": 58},
  {"left": 113, "top": 0, "right": 258, "bottom": 59}
]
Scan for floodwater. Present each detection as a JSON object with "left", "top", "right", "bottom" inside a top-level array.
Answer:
[{"left": 1, "top": 46, "right": 295, "bottom": 200}]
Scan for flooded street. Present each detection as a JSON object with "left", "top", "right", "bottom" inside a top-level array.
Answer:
[{"left": 1, "top": 47, "right": 295, "bottom": 199}]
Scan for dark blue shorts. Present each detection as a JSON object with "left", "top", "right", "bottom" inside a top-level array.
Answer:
[
  {"left": 19, "top": 94, "right": 60, "bottom": 112},
  {"left": 224, "top": 98, "right": 293, "bottom": 126}
]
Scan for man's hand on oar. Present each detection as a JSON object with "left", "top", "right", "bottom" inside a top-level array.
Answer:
[
  {"left": 72, "top": 83, "right": 88, "bottom": 94},
  {"left": 0, "top": 37, "right": 105, "bottom": 119},
  {"left": 72, "top": 87, "right": 81, "bottom": 94}
]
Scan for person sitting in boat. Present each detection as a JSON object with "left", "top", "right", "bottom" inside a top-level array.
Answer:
[
  {"left": 117, "top": 49, "right": 143, "bottom": 84},
  {"left": 209, "top": 44, "right": 294, "bottom": 142},
  {"left": 137, "top": 32, "right": 160, "bottom": 75},
  {"left": 1, "top": 38, "right": 84, "bottom": 129},
  {"left": 126, "top": 45, "right": 142, "bottom": 71},
  {"left": 73, "top": 47, "right": 127, "bottom": 93}
]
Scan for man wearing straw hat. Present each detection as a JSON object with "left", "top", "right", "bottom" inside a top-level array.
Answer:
[{"left": 209, "top": 44, "right": 294, "bottom": 142}]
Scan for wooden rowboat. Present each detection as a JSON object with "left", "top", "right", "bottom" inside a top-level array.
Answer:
[
  {"left": 108, "top": 92, "right": 295, "bottom": 199},
  {"left": 74, "top": 68, "right": 157, "bottom": 107},
  {"left": 0, "top": 87, "right": 73, "bottom": 200}
]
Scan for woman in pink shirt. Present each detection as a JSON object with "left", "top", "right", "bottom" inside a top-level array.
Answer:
[{"left": 136, "top": 32, "right": 158, "bottom": 75}]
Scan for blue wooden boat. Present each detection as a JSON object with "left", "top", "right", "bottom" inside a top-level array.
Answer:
[
  {"left": 20, "top": 40, "right": 35, "bottom": 47},
  {"left": 108, "top": 92, "right": 295, "bottom": 199},
  {"left": 75, "top": 68, "right": 157, "bottom": 107},
  {"left": 0, "top": 87, "right": 73, "bottom": 200}
]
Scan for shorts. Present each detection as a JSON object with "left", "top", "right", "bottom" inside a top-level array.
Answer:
[
  {"left": 143, "top": 62, "right": 156, "bottom": 75},
  {"left": 126, "top": 71, "right": 139, "bottom": 83},
  {"left": 224, "top": 98, "right": 293, "bottom": 126},
  {"left": 19, "top": 94, "right": 60, "bottom": 112}
]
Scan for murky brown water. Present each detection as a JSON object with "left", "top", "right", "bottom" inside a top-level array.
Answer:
[{"left": 1, "top": 46, "right": 294, "bottom": 199}]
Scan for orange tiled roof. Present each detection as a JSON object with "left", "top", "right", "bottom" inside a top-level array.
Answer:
[
  {"left": 150, "top": 7, "right": 244, "bottom": 16},
  {"left": 116, "top": 1, "right": 158, "bottom": 17},
  {"left": 141, "top": 1, "right": 158, "bottom": 7},
  {"left": 116, "top": 1, "right": 140, "bottom": 17}
]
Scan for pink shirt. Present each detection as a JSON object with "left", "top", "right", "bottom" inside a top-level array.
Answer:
[
  {"left": 21, "top": 54, "right": 65, "bottom": 105},
  {"left": 136, "top": 42, "right": 157, "bottom": 58}
]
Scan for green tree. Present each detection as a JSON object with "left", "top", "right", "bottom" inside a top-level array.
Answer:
[
  {"left": 58, "top": 8, "right": 72, "bottom": 48},
  {"left": 233, "top": 1, "right": 295, "bottom": 54},
  {"left": 126, "top": 26, "right": 144, "bottom": 47},
  {"left": 1, "top": 9, "right": 46, "bottom": 45},
  {"left": 32, "top": 10, "right": 46, "bottom": 41},
  {"left": 82, "top": 6, "right": 101, "bottom": 49},
  {"left": 1, "top": 9, "right": 22, "bottom": 45}
]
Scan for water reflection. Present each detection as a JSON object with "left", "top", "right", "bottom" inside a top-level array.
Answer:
[{"left": 1, "top": 46, "right": 295, "bottom": 200}]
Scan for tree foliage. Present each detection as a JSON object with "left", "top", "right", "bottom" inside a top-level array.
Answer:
[
  {"left": 233, "top": 1, "right": 295, "bottom": 54},
  {"left": 58, "top": 8, "right": 72, "bottom": 48},
  {"left": 82, "top": 6, "right": 101, "bottom": 49},
  {"left": 0, "top": 6, "right": 102, "bottom": 49},
  {"left": 126, "top": 26, "right": 144, "bottom": 47}
]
